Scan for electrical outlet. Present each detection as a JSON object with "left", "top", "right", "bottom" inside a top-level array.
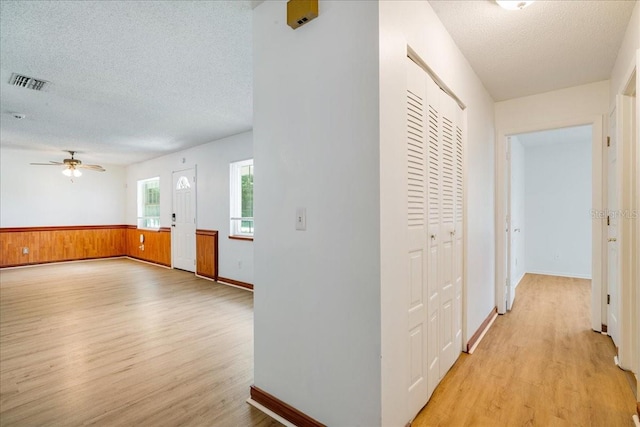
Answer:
[{"left": 22, "top": 247, "right": 29, "bottom": 255}]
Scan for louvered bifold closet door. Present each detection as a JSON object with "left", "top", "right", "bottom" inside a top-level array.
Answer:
[
  {"left": 437, "top": 85, "right": 458, "bottom": 379},
  {"left": 404, "top": 57, "right": 465, "bottom": 419},
  {"left": 453, "top": 110, "right": 464, "bottom": 353},
  {"left": 425, "top": 75, "right": 441, "bottom": 398},
  {"left": 406, "top": 58, "right": 430, "bottom": 417}
]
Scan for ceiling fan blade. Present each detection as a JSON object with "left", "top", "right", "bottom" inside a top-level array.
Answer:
[
  {"left": 30, "top": 161, "right": 64, "bottom": 166},
  {"left": 78, "top": 164, "right": 106, "bottom": 171}
]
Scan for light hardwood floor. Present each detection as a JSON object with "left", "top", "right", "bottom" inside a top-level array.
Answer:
[
  {"left": 0, "top": 258, "right": 281, "bottom": 427},
  {"left": 413, "top": 274, "right": 637, "bottom": 427}
]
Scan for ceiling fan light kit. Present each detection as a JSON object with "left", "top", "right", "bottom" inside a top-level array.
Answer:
[
  {"left": 62, "top": 167, "right": 82, "bottom": 178},
  {"left": 496, "top": 1, "right": 535, "bottom": 11},
  {"left": 30, "top": 151, "right": 105, "bottom": 181}
]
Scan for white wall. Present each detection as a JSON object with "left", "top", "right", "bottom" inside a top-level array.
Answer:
[
  {"left": 495, "top": 81, "right": 610, "bottom": 131},
  {"left": 379, "top": 1, "right": 496, "bottom": 424},
  {"left": 609, "top": 1, "right": 639, "bottom": 105},
  {"left": 524, "top": 138, "right": 592, "bottom": 278},
  {"left": 494, "top": 80, "right": 608, "bottom": 326},
  {"left": 253, "top": 2, "right": 381, "bottom": 425},
  {"left": 510, "top": 136, "right": 526, "bottom": 286},
  {"left": 125, "top": 131, "right": 254, "bottom": 284},
  {"left": 0, "top": 147, "right": 126, "bottom": 227}
]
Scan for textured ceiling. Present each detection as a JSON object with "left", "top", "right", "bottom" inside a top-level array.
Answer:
[
  {"left": 0, "top": 1, "right": 635, "bottom": 166},
  {"left": 430, "top": 0, "right": 636, "bottom": 101},
  {"left": 516, "top": 124, "right": 592, "bottom": 147},
  {"left": 0, "top": 1, "right": 253, "bottom": 165}
]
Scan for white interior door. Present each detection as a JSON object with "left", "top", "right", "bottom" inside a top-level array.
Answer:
[
  {"left": 172, "top": 169, "right": 196, "bottom": 272},
  {"left": 506, "top": 138, "right": 516, "bottom": 310},
  {"left": 406, "top": 59, "right": 429, "bottom": 416},
  {"left": 606, "top": 112, "right": 619, "bottom": 347}
]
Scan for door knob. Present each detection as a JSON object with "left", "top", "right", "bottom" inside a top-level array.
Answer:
[{"left": 608, "top": 237, "right": 617, "bottom": 242}]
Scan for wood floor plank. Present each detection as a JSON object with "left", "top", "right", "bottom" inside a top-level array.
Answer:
[
  {"left": 412, "top": 274, "right": 636, "bottom": 427},
  {"left": 0, "top": 259, "right": 281, "bottom": 427}
]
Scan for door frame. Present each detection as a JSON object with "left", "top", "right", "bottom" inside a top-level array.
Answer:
[
  {"left": 635, "top": 54, "right": 640, "bottom": 397},
  {"left": 613, "top": 61, "right": 637, "bottom": 372},
  {"left": 606, "top": 107, "right": 620, "bottom": 348},
  {"left": 171, "top": 166, "right": 197, "bottom": 272},
  {"left": 495, "top": 116, "right": 604, "bottom": 332}
]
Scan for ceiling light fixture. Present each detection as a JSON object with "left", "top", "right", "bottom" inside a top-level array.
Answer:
[
  {"left": 496, "top": 1, "right": 534, "bottom": 10},
  {"left": 62, "top": 166, "right": 82, "bottom": 178},
  {"left": 30, "top": 151, "right": 105, "bottom": 181}
]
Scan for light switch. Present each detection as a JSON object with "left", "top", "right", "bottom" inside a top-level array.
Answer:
[{"left": 296, "top": 207, "right": 306, "bottom": 231}]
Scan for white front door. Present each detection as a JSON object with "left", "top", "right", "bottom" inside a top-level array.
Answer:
[
  {"left": 172, "top": 169, "right": 196, "bottom": 272},
  {"left": 607, "top": 111, "right": 619, "bottom": 346}
]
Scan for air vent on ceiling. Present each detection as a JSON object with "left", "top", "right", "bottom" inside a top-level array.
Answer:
[{"left": 9, "top": 73, "right": 50, "bottom": 91}]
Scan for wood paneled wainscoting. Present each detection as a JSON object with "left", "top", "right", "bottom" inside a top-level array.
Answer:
[
  {"left": 1, "top": 226, "right": 218, "bottom": 276},
  {"left": 125, "top": 226, "right": 171, "bottom": 267},
  {"left": 0, "top": 226, "right": 126, "bottom": 268},
  {"left": 1, "top": 225, "right": 172, "bottom": 268},
  {"left": 195, "top": 229, "right": 218, "bottom": 280}
]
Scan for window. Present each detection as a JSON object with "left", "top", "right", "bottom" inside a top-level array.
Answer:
[
  {"left": 176, "top": 176, "right": 191, "bottom": 189},
  {"left": 230, "top": 159, "right": 254, "bottom": 237},
  {"left": 137, "top": 177, "right": 160, "bottom": 229}
]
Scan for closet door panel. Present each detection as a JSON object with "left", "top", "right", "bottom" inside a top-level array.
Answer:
[
  {"left": 425, "top": 76, "right": 441, "bottom": 396},
  {"left": 406, "top": 58, "right": 430, "bottom": 416},
  {"left": 454, "top": 112, "right": 464, "bottom": 347},
  {"left": 438, "top": 89, "right": 457, "bottom": 376}
]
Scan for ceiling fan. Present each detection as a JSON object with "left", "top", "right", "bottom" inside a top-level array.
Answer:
[{"left": 30, "top": 151, "right": 106, "bottom": 179}]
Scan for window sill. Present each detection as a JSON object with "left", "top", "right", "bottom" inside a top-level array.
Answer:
[
  {"left": 137, "top": 227, "right": 164, "bottom": 232},
  {"left": 229, "top": 235, "right": 254, "bottom": 241}
]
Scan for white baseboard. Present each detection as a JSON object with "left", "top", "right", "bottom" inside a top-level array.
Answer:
[
  {"left": 1, "top": 256, "right": 131, "bottom": 270},
  {"left": 512, "top": 272, "right": 526, "bottom": 288},
  {"left": 125, "top": 256, "right": 172, "bottom": 269},
  {"left": 525, "top": 269, "right": 591, "bottom": 280}
]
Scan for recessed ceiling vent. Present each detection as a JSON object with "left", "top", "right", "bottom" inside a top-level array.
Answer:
[{"left": 9, "top": 73, "right": 50, "bottom": 91}]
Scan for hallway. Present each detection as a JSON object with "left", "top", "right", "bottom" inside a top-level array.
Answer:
[{"left": 412, "top": 274, "right": 636, "bottom": 426}]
